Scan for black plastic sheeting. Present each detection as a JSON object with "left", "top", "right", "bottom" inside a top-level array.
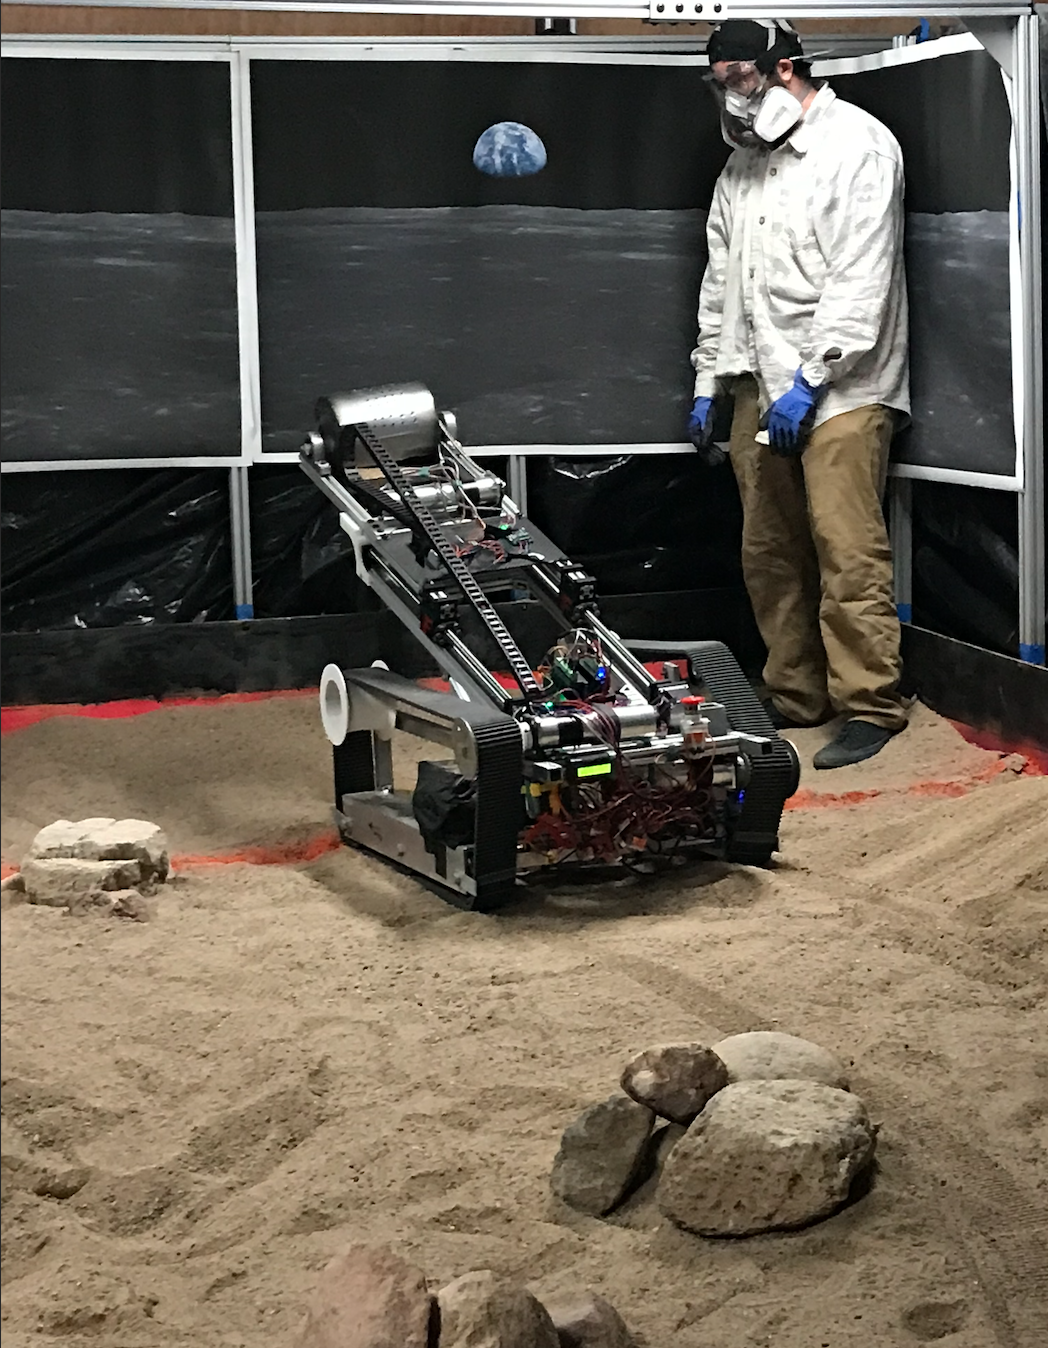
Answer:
[
  {"left": 911, "top": 481, "right": 1021, "bottom": 659},
  {"left": 248, "top": 466, "right": 372, "bottom": 619},
  {"left": 526, "top": 455, "right": 745, "bottom": 594},
  {"left": 1, "top": 469, "right": 234, "bottom": 632}
]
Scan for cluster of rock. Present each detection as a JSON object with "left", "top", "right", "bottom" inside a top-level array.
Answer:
[
  {"left": 551, "top": 1032, "right": 877, "bottom": 1236},
  {"left": 296, "top": 1244, "right": 635, "bottom": 1348},
  {"left": 4, "top": 817, "right": 170, "bottom": 920}
]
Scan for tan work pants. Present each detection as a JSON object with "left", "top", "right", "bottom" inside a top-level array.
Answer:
[{"left": 728, "top": 375, "right": 908, "bottom": 731}]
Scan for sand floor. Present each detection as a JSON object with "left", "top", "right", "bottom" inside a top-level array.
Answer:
[{"left": 1, "top": 695, "right": 1046, "bottom": 1348}]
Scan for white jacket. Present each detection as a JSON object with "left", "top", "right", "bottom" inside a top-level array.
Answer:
[{"left": 691, "top": 84, "right": 910, "bottom": 427}]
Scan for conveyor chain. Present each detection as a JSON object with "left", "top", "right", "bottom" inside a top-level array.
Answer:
[{"left": 354, "top": 421, "right": 542, "bottom": 705}]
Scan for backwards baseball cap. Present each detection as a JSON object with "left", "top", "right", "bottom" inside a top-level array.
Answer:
[{"left": 706, "top": 19, "right": 804, "bottom": 73}]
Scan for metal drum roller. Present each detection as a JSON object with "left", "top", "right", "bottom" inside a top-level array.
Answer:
[{"left": 314, "top": 381, "right": 440, "bottom": 468}]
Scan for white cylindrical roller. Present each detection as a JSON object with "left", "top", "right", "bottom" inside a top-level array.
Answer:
[{"left": 319, "top": 663, "right": 350, "bottom": 746}]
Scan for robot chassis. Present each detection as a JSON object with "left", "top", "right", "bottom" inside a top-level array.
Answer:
[{"left": 300, "top": 382, "right": 801, "bottom": 910}]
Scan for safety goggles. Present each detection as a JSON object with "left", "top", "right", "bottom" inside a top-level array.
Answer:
[{"left": 703, "top": 59, "right": 762, "bottom": 93}]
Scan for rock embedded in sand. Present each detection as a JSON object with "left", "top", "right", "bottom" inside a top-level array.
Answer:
[
  {"left": 711, "top": 1031, "right": 851, "bottom": 1090},
  {"left": 544, "top": 1290, "right": 636, "bottom": 1347},
  {"left": 21, "top": 857, "right": 143, "bottom": 908},
  {"left": 620, "top": 1043, "right": 729, "bottom": 1125},
  {"left": 295, "top": 1243, "right": 433, "bottom": 1348},
  {"left": 437, "top": 1269, "right": 559, "bottom": 1348},
  {"left": 27, "top": 818, "right": 170, "bottom": 883},
  {"left": 659, "top": 1079, "right": 876, "bottom": 1236},
  {"left": 550, "top": 1095, "right": 655, "bottom": 1216}
]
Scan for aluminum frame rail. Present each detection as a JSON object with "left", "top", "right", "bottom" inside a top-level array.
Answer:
[
  {"left": 1014, "top": 11, "right": 1045, "bottom": 663},
  {"left": 0, "top": 0, "right": 1036, "bottom": 17}
]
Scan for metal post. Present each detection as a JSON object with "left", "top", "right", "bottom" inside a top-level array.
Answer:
[
  {"left": 231, "top": 49, "right": 263, "bottom": 466},
  {"left": 230, "top": 466, "right": 255, "bottom": 619},
  {"left": 1015, "top": 12, "right": 1045, "bottom": 663},
  {"left": 889, "top": 476, "right": 913, "bottom": 624},
  {"left": 508, "top": 454, "right": 529, "bottom": 516}
]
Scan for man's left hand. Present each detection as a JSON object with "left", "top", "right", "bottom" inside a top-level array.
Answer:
[{"left": 764, "top": 371, "right": 823, "bottom": 456}]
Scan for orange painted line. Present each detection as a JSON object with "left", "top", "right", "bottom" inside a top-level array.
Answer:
[
  {"left": 781, "top": 753, "right": 1033, "bottom": 810},
  {"left": 949, "top": 720, "right": 1048, "bottom": 776},
  {"left": 171, "top": 833, "right": 341, "bottom": 869},
  {"left": 784, "top": 786, "right": 882, "bottom": 810}
]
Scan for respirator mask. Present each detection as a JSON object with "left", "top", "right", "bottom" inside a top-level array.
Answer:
[{"left": 705, "top": 20, "right": 807, "bottom": 150}]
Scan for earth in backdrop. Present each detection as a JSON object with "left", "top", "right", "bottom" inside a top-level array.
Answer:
[{"left": 472, "top": 122, "right": 547, "bottom": 177}]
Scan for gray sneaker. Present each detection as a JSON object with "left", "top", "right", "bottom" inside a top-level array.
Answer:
[{"left": 813, "top": 719, "right": 900, "bottom": 769}]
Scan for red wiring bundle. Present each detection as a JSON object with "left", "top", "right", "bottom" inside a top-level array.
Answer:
[{"left": 522, "top": 759, "right": 714, "bottom": 864}]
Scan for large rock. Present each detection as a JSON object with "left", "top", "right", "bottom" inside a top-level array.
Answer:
[
  {"left": 295, "top": 1244, "right": 433, "bottom": 1348},
  {"left": 27, "top": 818, "right": 170, "bottom": 883},
  {"left": 658, "top": 1079, "right": 876, "bottom": 1236},
  {"left": 620, "top": 1043, "right": 729, "bottom": 1125},
  {"left": 544, "top": 1291, "right": 636, "bottom": 1347},
  {"left": 20, "top": 857, "right": 143, "bottom": 908},
  {"left": 550, "top": 1095, "right": 655, "bottom": 1217},
  {"left": 437, "top": 1269, "right": 559, "bottom": 1348},
  {"left": 712, "top": 1031, "right": 850, "bottom": 1090}
]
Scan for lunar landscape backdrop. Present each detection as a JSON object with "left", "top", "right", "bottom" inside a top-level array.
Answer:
[
  {"left": 0, "top": 206, "right": 1014, "bottom": 476},
  {"left": 255, "top": 202, "right": 1014, "bottom": 474}
]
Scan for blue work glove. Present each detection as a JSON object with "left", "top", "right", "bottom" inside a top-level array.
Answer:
[
  {"left": 687, "top": 396, "right": 727, "bottom": 467},
  {"left": 764, "top": 371, "right": 823, "bottom": 456}
]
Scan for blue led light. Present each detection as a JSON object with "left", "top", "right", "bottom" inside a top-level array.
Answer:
[{"left": 737, "top": 790, "right": 746, "bottom": 802}]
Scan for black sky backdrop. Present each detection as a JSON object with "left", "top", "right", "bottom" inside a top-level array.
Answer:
[
  {"left": 1, "top": 57, "right": 234, "bottom": 215},
  {"left": 251, "top": 61, "right": 730, "bottom": 211},
  {"left": 0, "top": 50, "right": 1010, "bottom": 216},
  {"left": 249, "top": 50, "right": 1009, "bottom": 213}
]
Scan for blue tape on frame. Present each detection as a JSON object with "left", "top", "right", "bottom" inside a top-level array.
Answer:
[
  {"left": 235, "top": 604, "right": 255, "bottom": 620},
  {"left": 896, "top": 603, "right": 913, "bottom": 623},
  {"left": 1019, "top": 643, "right": 1045, "bottom": 665}
]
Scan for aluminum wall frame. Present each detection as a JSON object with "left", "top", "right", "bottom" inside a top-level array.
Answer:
[
  {"left": 0, "top": 0, "right": 1033, "bottom": 18},
  {"left": 1, "top": 9, "right": 1044, "bottom": 664}
]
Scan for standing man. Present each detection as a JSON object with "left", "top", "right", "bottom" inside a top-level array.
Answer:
[{"left": 689, "top": 19, "right": 910, "bottom": 769}]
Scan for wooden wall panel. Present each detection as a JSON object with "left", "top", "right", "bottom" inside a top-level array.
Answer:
[{"left": 2, "top": 6, "right": 916, "bottom": 39}]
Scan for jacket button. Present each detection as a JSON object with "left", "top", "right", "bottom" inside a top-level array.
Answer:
[
  {"left": 759, "top": 216, "right": 766, "bottom": 224},
  {"left": 770, "top": 168, "right": 778, "bottom": 176}
]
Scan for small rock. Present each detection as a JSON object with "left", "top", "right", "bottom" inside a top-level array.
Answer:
[
  {"left": 2, "top": 1156, "right": 92, "bottom": 1201},
  {"left": 21, "top": 858, "right": 142, "bottom": 907},
  {"left": 27, "top": 818, "right": 169, "bottom": 883},
  {"left": 33, "top": 1165, "right": 93, "bottom": 1200},
  {"left": 437, "top": 1269, "right": 559, "bottom": 1348},
  {"left": 711, "top": 1031, "right": 850, "bottom": 1090},
  {"left": 1, "top": 872, "right": 27, "bottom": 908},
  {"left": 109, "top": 890, "right": 156, "bottom": 922},
  {"left": 544, "top": 1290, "right": 636, "bottom": 1347},
  {"left": 550, "top": 1095, "right": 655, "bottom": 1217},
  {"left": 620, "top": 1043, "right": 729, "bottom": 1124},
  {"left": 658, "top": 1079, "right": 876, "bottom": 1236},
  {"left": 295, "top": 1243, "right": 433, "bottom": 1348}
]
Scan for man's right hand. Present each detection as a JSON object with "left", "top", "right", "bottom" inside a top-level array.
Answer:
[{"left": 687, "top": 396, "right": 727, "bottom": 467}]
